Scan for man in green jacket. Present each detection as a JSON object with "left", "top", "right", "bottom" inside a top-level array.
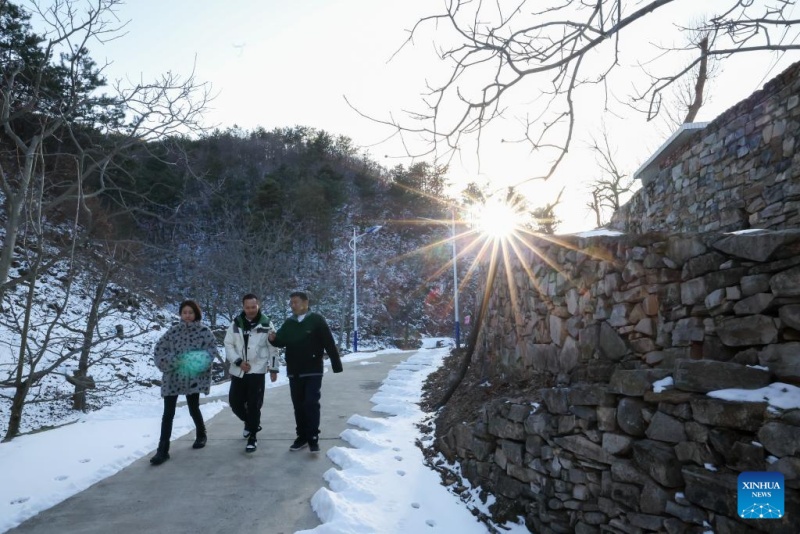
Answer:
[{"left": 269, "top": 291, "right": 342, "bottom": 453}]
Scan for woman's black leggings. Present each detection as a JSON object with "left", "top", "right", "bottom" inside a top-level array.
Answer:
[{"left": 159, "top": 393, "right": 204, "bottom": 444}]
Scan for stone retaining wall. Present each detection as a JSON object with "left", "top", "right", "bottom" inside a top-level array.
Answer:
[
  {"left": 610, "top": 61, "right": 800, "bottom": 234},
  {"left": 438, "top": 230, "right": 800, "bottom": 533}
]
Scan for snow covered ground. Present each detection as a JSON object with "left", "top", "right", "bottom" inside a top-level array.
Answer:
[
  {"left": 4, "top": 335, "right": 799, "bottom": 533},
  {"left": 0, "top": 340, "right": 527, "bottom": 533}
]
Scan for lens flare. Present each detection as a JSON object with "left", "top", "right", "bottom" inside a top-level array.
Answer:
[
  {"left": 475, "top": 197, "right": 525, "bottom": 239},
  {"left": 175, "top": 350, "right": 212, "bottom": 378}
]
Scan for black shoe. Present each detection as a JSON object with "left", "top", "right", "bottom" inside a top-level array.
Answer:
[
  {"left": 243, "top": 425, "right": 262, "bottom": 439},
  {"left": 289, "top": 437, "right": 308, "bottom": 451},
  {"left": 246, "top": 435, "right": 257, "bottom": 453},
  {"left": 309, "top": 438, "right": 320, "bottom": 453},
  {"left": 150, "top": 450, "right": 170, "bottom": 465},
  {"left": 192, "top": 434, "right": 207, "bottom": 449}
]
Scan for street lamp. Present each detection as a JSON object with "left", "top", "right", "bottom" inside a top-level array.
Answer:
[
  {"left": 419, "top": 211, "right": 461, "bottom": 349},
  {"left": 349, "top": 225, "right": 382, "bottom": 352}
]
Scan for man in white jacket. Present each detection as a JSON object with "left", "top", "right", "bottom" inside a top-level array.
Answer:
[{"left": 224, "top": 293, "right": 279, "bottom": 452}]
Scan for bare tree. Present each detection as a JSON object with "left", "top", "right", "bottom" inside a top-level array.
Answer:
[
  {"left": 376, "top": 0, "right": 799, "bottom": 185},
  {"left": 67, "top": 242, "right": 150, "bottom": 412},
  {"left": 531, "top": 187, "right": 564, "bottom": 235},
  {"left": 585, "top": 129, "right": 635, "bottom": 226},
  {"left": 0, "top": 189, "right": 156, "bottom": 440},
  {"left": 0, "top": 0, "right": 211, "bottom": 303}
]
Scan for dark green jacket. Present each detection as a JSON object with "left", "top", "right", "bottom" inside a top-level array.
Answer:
[{"left": 270, "top": 312, "right": 343, "bottom": 377}]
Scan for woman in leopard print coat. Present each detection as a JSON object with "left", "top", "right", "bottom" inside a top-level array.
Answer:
[{"left": 150, "top": 299, "right": 220, "bottom": 465}]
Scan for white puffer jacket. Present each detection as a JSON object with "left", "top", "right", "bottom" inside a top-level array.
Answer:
[{"left": 224, "top": 312, "right": 280, "bottom": 378}]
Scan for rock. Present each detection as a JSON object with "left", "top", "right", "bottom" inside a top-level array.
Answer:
[
  {"left": 681, "top": 278, "right": 707, "bottom": 306},
  {"left": 611, "top": 459, "right": 650, "bottom": 485},
  {"left": 712, "top": 231, "right": 792, "bottom": 261},
  {"left": 682, "top": 252, "right": 727, "bottom": 279},
  {"left": 542, "top": 388, "right": 570, "bottom": 414},
  {"left": 779, "top": 304, "right": 800, "bottom": 330},
  {"left": 758, "top": 343, "right": 800, "bottom": 382},
  {"left": 488, "top": 417, "right": 526, "bottom": 441},
  {"left": 673, "top": 359, "right": 771, "bottom": 393},
  {"left": 568, "top": 385, "right": 614, "bottom": 406},
  {"left": 675, "top": 441, "right": 717, "bottom": 466},
  {"left": 639, "top": 479, "right": 669, "bottom": 515},
  {"left": 553, "top": 435, "right": 614, "bottom": 465},
  {"left": 550, "top": 315, "right": 567, "bottom": 346},
  {"left": 645, "top": 412, "right": 687, "bottom": 443},
  {"left": 610, "top": 482, "right": 641, "bottom": 509},
  {"left": 472, "top": 437, "right": 495, "bottom": 461},
  {"left": 727, "top": 441, "right": 764, "bottom": 472},
  {"left": 771, "top": 265, "right": 800, "bottom": 297},
  {"left": 740, "top": 274, "right": 771, "bottom": 296},
  {"left": 506, "top": 403, "right": 533, "bottom": 422},
  {"left": 684, "top": 421, "right": 709, "bottom": 442},
  {"left": 715, "top": 314, "right": 778, "bottom": 346},
  {"left": 598, "top": 321, "right": 630, "bottom": 361},
  {"left": 617, "top": 397, "right": 648, "bottom": 437},
  {"left": 643, "top": 390, "right": 696, "bottom": 404},
  {"left": 682, "top": 465, "right": 737, "bottom": 516},
  {"left": 671, "top": 317, "right": 704, "bottom": 346},
  {"left": 768, "top": 456, "right": 800, "bottom": 482},
  {"left": 498, "top": 439, "right": 525, "bottom": 465},
  {"left": 610, "top": 369, "right": 672, "bottom": 396},
  {"left": 525, "top": 411, "right": 555, "bottom": 438},
  {"left": 559, "top": 335, "right": 580, "bottom": 373},
  {"left": 665, "top": 500, "right": 707, "bottom": 525},
  {"left": 666, "top": 237, "right": 707, "bottom": 266},
  {"left": 733, "top": 293, "right": 775, "bottom": 315},
  {"left": 691, "top": 398, "right": 766, "bottom": 432},
  {"left": 629, "top": 512, "right": 665, "bottom": 531},
  {"left": 704, "top": 288, "right": 726, "bottom": 309},
  {"left": 758, "top": 422, "right": 800, "bottom": 457},
  {"left": 633, "top": 440, "right": 684, "bottom": 487},
  {"left": 597, "top": 406, "right": 617, "bottom": 431},
  {"left": 602, "top": 433, "right": 633, "bottom": 455}
]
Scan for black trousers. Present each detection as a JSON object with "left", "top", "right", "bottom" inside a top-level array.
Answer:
[
  {"left": 159, "top": 393, "right": 204, "bottom": 446},
  {"left": 229, "top": 373, "right": 265, "bottom": 435},
  {"left": 289, "top": 375, "right": 323, "bottom": 441}
]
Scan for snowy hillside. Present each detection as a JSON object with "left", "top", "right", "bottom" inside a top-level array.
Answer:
[{"left": 0, "top": 231, "right": 173, "bottom": 437}]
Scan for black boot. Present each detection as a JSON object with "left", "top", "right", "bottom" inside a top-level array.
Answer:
[
  {"left": 193, "top": 427, "right": 207, "bottom": 449},
  {"left": 150, "top": 441, "right": 170, "bottom": 465}
]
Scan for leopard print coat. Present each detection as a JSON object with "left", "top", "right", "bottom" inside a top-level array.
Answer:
[{"left": 154, "top": 321, "right": 220, "bottom": 397}]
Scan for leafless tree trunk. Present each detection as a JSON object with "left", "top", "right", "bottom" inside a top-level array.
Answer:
[
  {"left": 435, "top": 237, "right": 500, "bottom": 410},
  {"left": 70, "top": 260, "right": 114, "bottom": 412},
  {"left": 684, "top": 36, "right": 710, "bottom": 124},
  {"left": 586, "top": 129, "right": 635, "bottom": 226}
]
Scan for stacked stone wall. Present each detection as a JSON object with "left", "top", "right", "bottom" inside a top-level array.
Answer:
[
  {"left": 438, "top": 231, "right": 800, "bottom": 533},
  {"left": 610, "top": 61, "right": 800, "bottom": 233}
]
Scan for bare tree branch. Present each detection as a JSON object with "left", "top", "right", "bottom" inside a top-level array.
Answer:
[{"left": 362, "top": 0, "right": 799, "bottom": 186}]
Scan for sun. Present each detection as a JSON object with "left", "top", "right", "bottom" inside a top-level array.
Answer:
[{"left": 474, "top": 197, "right": 525, "bottom": 239}]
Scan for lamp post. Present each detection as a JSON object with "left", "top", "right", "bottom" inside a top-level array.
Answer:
[
  {"left": 349, "top": 225, "right": 382, "bottom": 352},
  {"left": 419, "top": 211, "right": 460, "bottom": 349}
]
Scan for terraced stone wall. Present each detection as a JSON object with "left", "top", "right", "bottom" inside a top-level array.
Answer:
[
  {"left": 610, "top": 61, "right": 800, "bottom": 234},
  {"left": 438, "top": 230, "right": 800, "bottom": 533}
]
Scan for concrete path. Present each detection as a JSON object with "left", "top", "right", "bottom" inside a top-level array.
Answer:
[{"left": 9, "top": 351, "right": 414, "bottom": 534}]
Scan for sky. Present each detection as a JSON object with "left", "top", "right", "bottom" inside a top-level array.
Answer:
[
  {"left": 27, "top": 0, "right": 800, "bottom": 230},
  {"left": 0, "top": 341, "right": 529, "bottom": 533}
]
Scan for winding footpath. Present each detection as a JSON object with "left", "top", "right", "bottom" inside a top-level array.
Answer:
[{"left": 8, "top": 352, "right": 413, "bottom": 534}]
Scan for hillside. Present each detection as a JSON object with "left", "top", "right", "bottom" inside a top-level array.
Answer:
[{"left": 0, "top": 125, "right": 477, "bottom": 440}]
